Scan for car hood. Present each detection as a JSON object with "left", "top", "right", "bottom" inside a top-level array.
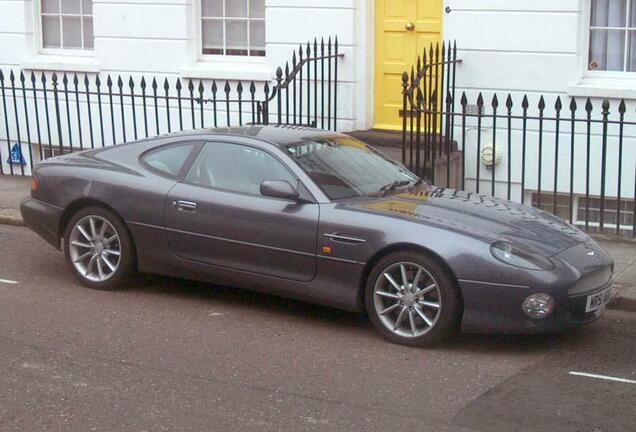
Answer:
[{"left": 342, "top": 186, "right": 590, "bottom": 257}]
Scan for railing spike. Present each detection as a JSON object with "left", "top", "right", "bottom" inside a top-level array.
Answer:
[
  {"left": 601, "top": 99, "right": 610, "bottom": 112},
  {"left": 237, "top": 81, "right": 243, "bottom": 93},
  {"left": 211, "top": 80, "right": 217, "bottom": 93},
  {"left": 276, "top": 66, "right": 283, "bottom": 79},
  {"left": 9, "top": 70, "right": 15, "bottom": 81},
  {"left": 117, "top": 75, "right": 123, "bottom": 87},
  {"left": 224, "top": 80, "right": 230, "bottom": 94},
  {"left": 476, "top": 92, "right": 484, "bottom": 107},
  {"left": 585, "top": 97, "right": 593, "bottom": 112},
  {"left": 491, "top": 93, "right": 498, "bottom": 108},
  {"left": 555, "top": 96, "right": 562, "bottom": 111},
  {"left": 460, "top": 92, "right": 468, "bottom": 106},
  {"left": 163, "top": 77, "right": 169, "bottom": 90},
  {"left": 569, "top": 97, "right": 577, "bottom": 111},
  {"left": 176, "top": 78, "right": 182, "bottom": 90},
  {"left": 188, "top": 79, "right": 194, "bottom": 91},
  {"left": 538, "top": 95, "right": 545, "bottom": 110},
  {"left": 129, "top": 76, "right": 134, "bottom": 88},
  {"left": 619, "top": 99, "right": 626, "bottom": 114},
  {"left": 73, "top": 73, "right": 78, "bottom": 85},
  {"left": 521, "top": 94, "right": 529, "bottom": 109},
  {"left": 20, "top": 71, "right": 26, "bottom": 82},
  {"left": 198, "top": 80, "right": 204, "bottom": 92},
  {"left": 505, "top": 93, "right": 513, "bottom": 109},
  {"left": 250, "top": 81, "right": 256, "bottom": 93},
  {"left": 140, "top": 76, "right": 146, "bottom": 88}
]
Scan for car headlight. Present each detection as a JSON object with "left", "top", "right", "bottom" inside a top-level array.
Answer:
[
  {"left": 522, "top": 293, "right": 555, "bottom": 319},
  {"left": 490, "top": 241, "right": 555, "bottom": 271}
]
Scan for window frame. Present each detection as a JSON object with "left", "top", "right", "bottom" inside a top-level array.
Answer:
[
  {"left": 183, "top": 140, "right": 304, "bottom": 199},
  {"left": 36, "top": 0, "right": 95, "bottom": 56},
  {"left": 583, "top": 0, "right": 636, "bottom": 78},
  {"left": 196, "top": 0, "right": 266, "bottom": 62},
  {"left": 139, "top": 141, "right": 204, "bottom": 180}
]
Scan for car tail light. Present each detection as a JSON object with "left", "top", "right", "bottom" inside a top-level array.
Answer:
[{"left": 31, "top": 176, "right": 38, "bottom": 195}]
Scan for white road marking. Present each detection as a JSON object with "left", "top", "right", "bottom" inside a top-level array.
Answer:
[
  {"left": 0, "top": 278, "right": 18, "bottom": 284},
  {"left": 569, "top": 371, "right": 636, "bottom": 385}
]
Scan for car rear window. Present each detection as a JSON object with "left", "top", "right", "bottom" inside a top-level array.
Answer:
[{"left": 141, "top": 143, "right": 196, "bottom": 178}]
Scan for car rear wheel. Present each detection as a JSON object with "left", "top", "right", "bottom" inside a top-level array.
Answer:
[
  {"left": 365, "top": 251, "right": 461, "bottom": 346},
  {"left": 64, "top": 207, "right": 134, "bottom": 290}
]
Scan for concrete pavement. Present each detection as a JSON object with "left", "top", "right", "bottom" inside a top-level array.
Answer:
[
  {"left": 0, "top": 223, "right": 635, "bottom": 431},
  {"left": 0, "top": 176, "right": 29, "bottom": 226}
]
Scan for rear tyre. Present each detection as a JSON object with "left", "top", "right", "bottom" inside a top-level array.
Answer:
[
  {"left": 365, "top": 251, "right": 461, "bottom": 346},
  {"left": 63, "top": 207, "right": 135, "bottom": 290}
]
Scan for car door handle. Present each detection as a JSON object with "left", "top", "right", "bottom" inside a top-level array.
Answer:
[
  {"left": 172, "top": 200, "right": 197, "bottom": 212},
  {"left": 323, "top": 233, "right": 366, "bottom": 244}
]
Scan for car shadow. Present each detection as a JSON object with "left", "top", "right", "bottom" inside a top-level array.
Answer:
[{"left": 125, "top": 273, "right": 600, "bottom": 353}]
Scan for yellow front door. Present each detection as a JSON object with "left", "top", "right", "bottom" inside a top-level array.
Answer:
[{"left": 374, "top": 0, "right": 443, "bottom": 130}]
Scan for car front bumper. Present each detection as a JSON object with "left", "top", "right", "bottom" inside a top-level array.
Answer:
[
  {"left": 458, "top": 277, "right": 612, "bottom": 335},
  {"left": 20, "top": 197, "right": 63, "bottom": 250}
]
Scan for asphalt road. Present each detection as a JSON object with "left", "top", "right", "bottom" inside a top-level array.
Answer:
[{"left": 0, "top": 224, "right": 634, "bottom": 431}]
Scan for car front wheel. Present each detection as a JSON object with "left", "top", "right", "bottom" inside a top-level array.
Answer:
[
  {"left": 64, "top": 207, "right": 134, "bottom": 290},
  {"left": 365, "top": 251, "right": 461, "bottom": 346}
]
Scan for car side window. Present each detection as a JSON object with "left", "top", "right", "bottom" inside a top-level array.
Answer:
[
  {"left": 142, "top": 143, "right": 197, "bottom": 178},
  {"left": 185, "top": 142, "right": 297, "bottom": 196}
]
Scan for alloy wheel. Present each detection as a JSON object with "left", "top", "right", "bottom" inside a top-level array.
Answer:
[
  {"left": 372, "top": 261, "right": 442, "bottom": 338},
  {"left": 68, "top": 215, "right": 122, "bottom": 282}
]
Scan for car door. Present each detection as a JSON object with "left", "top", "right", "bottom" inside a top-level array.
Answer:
[{"left": 165, "top": 140, "right": 319, "bottom": 282}]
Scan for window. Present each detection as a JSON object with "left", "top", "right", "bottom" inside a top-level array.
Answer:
[
  {"left": 284, "top": 136, "right": 418, "bottom": 200},
  {"left": 186, "top": 142, "right": 296, "bottom": 195},
  {"left": 200, "top": 0, "right": 265, "bottom": 57},
  {"left": 588, "top": 0, "right": 636, "bottom": 71},
  {"left": 531, "top": 192, "right": 634, "bottom": 235},
  {"left": 142, "top": 143, "right": 197, "bottom": 178},
  {"left": 41, "top": 0, "right": 94, "bottom": 50}
]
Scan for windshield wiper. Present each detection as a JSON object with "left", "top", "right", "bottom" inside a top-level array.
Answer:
[{"left": 378, "top": 180, "right": 413, "bottom": 195}]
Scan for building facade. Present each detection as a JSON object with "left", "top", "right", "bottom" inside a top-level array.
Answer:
[{"left": 0, "top": 0, "right": 634, "bottom": 233}]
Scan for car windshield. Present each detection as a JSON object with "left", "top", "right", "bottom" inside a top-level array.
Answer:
[{"left": 284, "top": 135, "right": 419, "bottom": 200}]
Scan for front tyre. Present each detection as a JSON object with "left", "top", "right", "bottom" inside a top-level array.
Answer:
[
  {"left": 365, "top": 251, "right": 461, "bottom": 346},
  {"left": 64, "top": 207, "right": 135, "bottom": 290}
]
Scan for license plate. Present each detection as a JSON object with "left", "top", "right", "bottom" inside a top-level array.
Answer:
[{"left": 585, "top": 288, "right": 612, "bottom": 313}]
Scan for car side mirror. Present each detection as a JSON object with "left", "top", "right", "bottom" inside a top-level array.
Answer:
[{"left": 260, "top": 180, "right": 300, "bottom": 201}]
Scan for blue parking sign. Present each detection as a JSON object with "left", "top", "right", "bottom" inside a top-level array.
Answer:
[{"left": 7, "top": 143, "right": 26, "bottom": 166}]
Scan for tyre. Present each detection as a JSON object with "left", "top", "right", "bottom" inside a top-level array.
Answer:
[
  {"left": 365, "top": 251, "right": 461, "bottom": 346},
  {"left": 63, "top": 206, "right": 135, "bottom": 290}
]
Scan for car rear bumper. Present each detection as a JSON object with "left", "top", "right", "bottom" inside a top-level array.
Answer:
[
  {"left": 20, "top": 197, "right": 63, "bottom": 250},
  {"left": 459, "top": 278, "right": 611, "bottom": 334}
]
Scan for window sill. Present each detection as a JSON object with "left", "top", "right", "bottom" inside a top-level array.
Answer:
[
  {"left": 180, "top": 61, "right": 272, "bottom": 82},
  {"left": 21, "top": 55, "right": 100, "bottom": 74},
  {"left": 567, "top": 77, "right": 636, "bottom": 99}
]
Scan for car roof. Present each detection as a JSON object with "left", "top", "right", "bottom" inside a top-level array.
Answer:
[{"left": 148, "top": 125, "right": 346, "bottom": 147}]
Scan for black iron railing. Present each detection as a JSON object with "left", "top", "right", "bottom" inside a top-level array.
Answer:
[
  {"left": 0, "top": 36, "right": 342, "bottom": 176},
  {"left": 401, "top": 41, "right": 461, "bottom": 185},
  {"left": 402, "top": 43, "right": 635, "bottom": 237}
]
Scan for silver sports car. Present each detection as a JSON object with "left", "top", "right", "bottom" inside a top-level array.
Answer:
[{"left": 21, "top": 126, "right": 614, "bottom": 346}]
